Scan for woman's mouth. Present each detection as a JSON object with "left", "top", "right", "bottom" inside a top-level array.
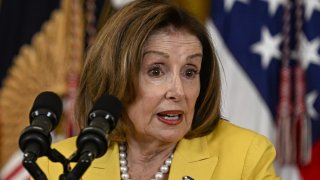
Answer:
[{"left": 157, "top": 111, "right": 183, "bottom": 125}]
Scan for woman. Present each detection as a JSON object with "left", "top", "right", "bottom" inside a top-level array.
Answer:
[{"left": 38, "top": 0, "right": 280, "bottom": 179}]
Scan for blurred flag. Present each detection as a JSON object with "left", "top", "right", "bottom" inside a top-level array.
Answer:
[
  {"left": 207, "top": 0, "right": 320, "bottom": 179},
  {"left": 0, "top": 151, "right": 28, "bottom": 180}
]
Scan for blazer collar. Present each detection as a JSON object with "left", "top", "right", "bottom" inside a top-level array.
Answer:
[{"left": 169, "top": 136, "right": 218, "bottom": 180}]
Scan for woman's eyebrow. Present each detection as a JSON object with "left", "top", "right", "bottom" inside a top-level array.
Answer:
[
  {"left": 143, "top": 51, "right": 202, "bottom": 60},
  {"left": 187, "top": 53, "right": 203, "bottom": 61}
]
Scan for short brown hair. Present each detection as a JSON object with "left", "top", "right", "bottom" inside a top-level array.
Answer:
[{"left": 75, "top": 0, "right": 221, "bottom": 141}]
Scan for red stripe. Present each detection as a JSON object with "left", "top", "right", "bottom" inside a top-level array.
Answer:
[
  {"left": 299, "top": 140, "right": 320, "bottom": 180},
  {"left": 3, "top": 163, "right": 26, "bottom": 180}
]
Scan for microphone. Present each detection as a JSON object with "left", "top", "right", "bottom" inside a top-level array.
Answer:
[
  {"left": 76, "top": 94, "right": 122, "bottom": 159},
  {"left": 19, "top": 91, "right": 63, "bottom": 157},
  {"left": 61, "top": 95, "right": 122, "bottom": 179}
]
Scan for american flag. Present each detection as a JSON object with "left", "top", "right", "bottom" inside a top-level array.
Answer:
[{"left": 207, "top": 0, "right": 320, "bottom": 179}]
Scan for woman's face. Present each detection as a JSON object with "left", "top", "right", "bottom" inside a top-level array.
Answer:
[{"left": 127, "top": 28, "right": 202, "bottom": 144}]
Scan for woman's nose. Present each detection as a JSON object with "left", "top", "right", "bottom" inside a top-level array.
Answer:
[{"left": 165, "top": 75, "right": 185, "bottom": 101}]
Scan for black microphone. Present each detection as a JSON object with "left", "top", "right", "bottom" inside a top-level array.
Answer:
[
  {"left": 76, "top": 94, "right": 122, "bottom": 159},
  {"left": 19, "top": 91, "right": 63, "bottom": 157}
]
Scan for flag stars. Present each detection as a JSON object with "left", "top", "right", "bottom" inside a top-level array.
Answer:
[
  {"left": 307, "top": 90, "right": 319, "bottom": 120},
  {"left": 293, "top": 34, "right": 320, "bottom": 70},
  {"left": 260, "top": 0, "right": 286, "bottom": 16},
  {"left": 303, "top": 0, "right": 320, "bottom": 21},
  {"left": 224, "top": 0, "right": 249, "bottom": 12},
  {"left": 251, "top": 27, "right": 282, "bottom": 69}
]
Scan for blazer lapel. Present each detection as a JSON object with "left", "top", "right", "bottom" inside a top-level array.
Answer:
[
  {"left": 169, "top": 136, "right": 218, "bottom": 180},
  {"left": 82, "top": 142, "right": 121, "bottom": 179}
]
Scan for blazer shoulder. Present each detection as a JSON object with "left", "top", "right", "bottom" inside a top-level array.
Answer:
[{"left": 206, "top": 119, "right": 274, "bottom": 153}]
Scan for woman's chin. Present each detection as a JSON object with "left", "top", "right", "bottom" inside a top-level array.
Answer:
[{"left": 154, "top": 130, "right": 186, "bottom": 144}]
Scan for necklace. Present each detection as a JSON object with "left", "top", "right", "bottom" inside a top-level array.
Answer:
[{"left": 119, "top": 143, "right": 174, "bottom": 180}]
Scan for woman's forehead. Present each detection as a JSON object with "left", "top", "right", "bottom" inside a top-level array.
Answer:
[{"left": 144, "top": 27, "right": 200, "bottom": 48}]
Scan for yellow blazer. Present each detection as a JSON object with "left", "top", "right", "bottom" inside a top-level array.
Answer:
[{"left": 37, "top": 119, "right": 280, "bottom": 179}]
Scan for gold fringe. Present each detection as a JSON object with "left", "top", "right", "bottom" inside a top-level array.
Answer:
[{"left": 0, "top": 0, "right": 84, "bottom": 168}]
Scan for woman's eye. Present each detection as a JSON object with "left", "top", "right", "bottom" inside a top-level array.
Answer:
[
  {"left": 147, "top": 66, "right": 163, "bottom": 77},
  {"left": 183, "top": 68, "right": 199, "bottom": 79}
]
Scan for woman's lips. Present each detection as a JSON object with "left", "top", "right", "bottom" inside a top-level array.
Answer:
[{"left": 157, "top": 110, "right": 183, "bottom": 125}]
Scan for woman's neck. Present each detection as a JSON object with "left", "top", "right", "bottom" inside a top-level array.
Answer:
[{"left": 123, "top": 139, "right": 177, "bottom": 180}]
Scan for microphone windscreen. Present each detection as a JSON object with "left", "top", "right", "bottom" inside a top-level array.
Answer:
[
  {"left": 91, "top": 95, "right": 122, "bottom": 119},
  {"left": 30, "top": 91, "right": 63, "bottom": 121}
]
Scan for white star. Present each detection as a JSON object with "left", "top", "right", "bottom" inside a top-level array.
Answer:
[
  {"left": 295, "top": 33, "right": 320, "bottom": 69},
  {"left": 224, "top": 0, "right": 249, "bottom": 12},
  {"left": 306, "top": 90, "right": 319, "bottom": 119},
  {"left": 260, "top": 0, "right": 286, "bottom": 16},
  {"left": 303, "top": 0, "right": 320, "bottom": 21},
  {"left": 251, "top": 27, "right": 282, "bottom": 69}
]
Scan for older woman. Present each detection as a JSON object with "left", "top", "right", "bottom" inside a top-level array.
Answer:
[{"left": 37, "top": 0, "right": 280, "bottom": 179}]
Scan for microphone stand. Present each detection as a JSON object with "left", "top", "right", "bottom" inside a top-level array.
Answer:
[
  {"left": 59, "top": 141, "right": 100, "bottom": 180},
  {"left": 22, "top": 147, "right": 69, "bottom": 180},
  {"left": 47, "top": 149, "right": 70, "bottom": 175},
  {"left": 23, "top": 145, "right": 98, "bottom": 180},
  {"left": 59, "top": 152, "right": 94, "bottom": 180},
  {"left": 22, "top": 152, "right": 47, "bottom": 180}
]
